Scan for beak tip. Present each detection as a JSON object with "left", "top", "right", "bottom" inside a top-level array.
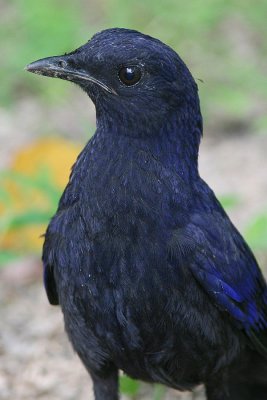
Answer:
[
  {"left": 25, "top": 61, "right": 39, "bottom": 74},
  {"left": 26, "top": 59, "right": 47, "bottom": 73}
]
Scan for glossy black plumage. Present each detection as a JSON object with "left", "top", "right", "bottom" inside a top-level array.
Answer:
[{"left": 27, "top": 28, "right": 267, "bottom": 399}]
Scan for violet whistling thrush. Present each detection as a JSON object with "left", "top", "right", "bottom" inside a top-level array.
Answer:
[{"left": 26, "top": 28, "right": 267, "bottom": 400}]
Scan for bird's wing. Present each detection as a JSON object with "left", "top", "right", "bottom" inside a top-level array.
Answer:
[
  {"left": 42, "top": 232, "right": 59, "bottom": 305},
  {"left": 42, "top": 201, "right": 81, "bottom": 306},
  {"left": 171, "top": 206, "right": 267, "bottom": 357}
]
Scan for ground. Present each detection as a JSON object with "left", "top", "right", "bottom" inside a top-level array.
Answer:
[{"left": 1, "top": 97, "right": 267, "bottom": 399}]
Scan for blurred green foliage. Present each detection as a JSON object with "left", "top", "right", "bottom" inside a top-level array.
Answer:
[
  {"left": 1, "top": 0, "right": 91, "bottom": 104},
  {"left": 245, "top": 211, "right": 267, "bottom": 250},
  {"left": 1, "top": 0, "right": 267, "bottom": 131},
  {"left": 120, "top": 375, "right": 140, "bottom": 397},
  {"left": 120, "top": 375, "right": 166, "bottom": 399},
  {"left": 219, "top": 194, "right": 240, "bottom": 210}
]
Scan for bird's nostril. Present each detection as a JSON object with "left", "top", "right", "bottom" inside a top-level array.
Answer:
[{"left": 58, "top": 60, "right": 67, "bottom": 68}]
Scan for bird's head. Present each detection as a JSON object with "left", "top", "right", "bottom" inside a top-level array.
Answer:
[{"left": 26, "top": 28, "right": 201, "bottom": 137}]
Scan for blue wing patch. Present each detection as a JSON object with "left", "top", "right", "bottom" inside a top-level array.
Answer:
[{"left": 170, "top": 211, "right": 267, "bottom": 358}]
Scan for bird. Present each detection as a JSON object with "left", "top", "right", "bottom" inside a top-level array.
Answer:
[{"left": 26, "top": 28, "right": 267, "bottom": 400}]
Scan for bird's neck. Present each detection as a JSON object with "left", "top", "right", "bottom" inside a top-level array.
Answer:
[
  {"left": 96, "top": 108, "right": 202, "bottom": 182},
  {"left": 146, "top": 110, "right": 202, "bottom": 181}
]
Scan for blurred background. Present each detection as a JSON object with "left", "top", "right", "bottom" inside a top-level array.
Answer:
[{"left": 0, "top": 0, "right": 267, "bottom": 399}]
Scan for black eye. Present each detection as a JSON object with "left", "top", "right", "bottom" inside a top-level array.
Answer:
[{"left": 118, "top": 66, "right": 142, "bottom": 86}]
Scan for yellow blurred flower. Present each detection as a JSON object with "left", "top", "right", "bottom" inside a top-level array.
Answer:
[{"left": 0, "top": 137, "right": 81, "bottom": 257}]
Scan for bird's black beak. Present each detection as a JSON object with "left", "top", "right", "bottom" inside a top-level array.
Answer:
[{"left": 25, "top": 55, "right": 117, "bottom": 95}]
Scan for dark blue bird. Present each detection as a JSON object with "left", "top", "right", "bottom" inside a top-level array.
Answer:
[{"left": 26, "top": 28, "right": 267, "bottom": 400}]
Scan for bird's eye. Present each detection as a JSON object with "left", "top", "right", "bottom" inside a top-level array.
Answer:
[{"left": 118, "top": 66, "right": 142, "bottom": 86}]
